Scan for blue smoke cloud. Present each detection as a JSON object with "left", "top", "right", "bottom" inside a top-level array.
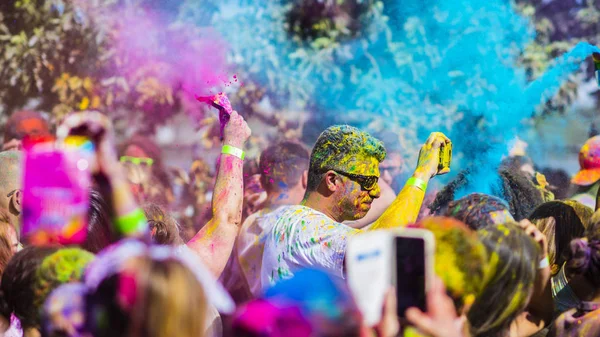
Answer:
[{"left": 181, "top": 0, "right": 599, "bottom": 197}]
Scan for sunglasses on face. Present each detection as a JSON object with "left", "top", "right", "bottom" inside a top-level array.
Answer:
[
  {"left": 334, "top": 171, "right": 379, "bottom": 191},
  {"left": 120, "top": 156, "right": 154, "bottom": 167}
]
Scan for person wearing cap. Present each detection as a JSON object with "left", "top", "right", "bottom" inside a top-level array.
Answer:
[{"left": 570, "top": 136, "right": 600, "bottom": 209}]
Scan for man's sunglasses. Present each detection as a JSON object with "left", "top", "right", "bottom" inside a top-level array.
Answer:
[
  {"left": 120, "top": 156, "right": 154, "bottom": 167},
  {"left": 334, "top": 171, "right": 379, "bottom": 191}
]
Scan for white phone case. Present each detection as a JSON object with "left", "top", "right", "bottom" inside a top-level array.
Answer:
[{"left": 346, "top": 228, "right": 435, "bottom": 326}]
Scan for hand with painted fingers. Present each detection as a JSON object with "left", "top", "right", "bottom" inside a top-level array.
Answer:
[
  {"left": 405, "top": 276, "right": 466, "bottom": 337},
  {"left": 56, "top": 111, "right": 120, "bottom": 178},
  {"left": 413, "top": 132, "right": 451, "bottom": 181},
  {"left": 223, "top": 111, "right": 252, "bottom": 149}
]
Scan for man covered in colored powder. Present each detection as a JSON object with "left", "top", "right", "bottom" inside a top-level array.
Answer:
[
  {"left": 261, "top": 125, "right": 450, "bottom": 286},
  {"left": 570, "top": 135, "right": 600, "bottom": 209}
]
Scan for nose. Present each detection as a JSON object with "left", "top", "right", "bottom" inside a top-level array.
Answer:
[{"left": 369, "top": 183, "right": 381, "bottom": 199}]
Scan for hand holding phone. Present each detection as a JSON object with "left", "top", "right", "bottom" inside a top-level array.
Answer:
[
  {"left": 414, "top": 132, "right": 451, "bottom": 179},
  {"left": 57, "top": 111, "right": 118, "bottom": 177},
  {"left": 346, "top": 229, "right": 435, "bottom": 325}
]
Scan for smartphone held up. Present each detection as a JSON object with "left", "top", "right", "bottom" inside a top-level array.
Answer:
[
  {"left": 346, "top": 228, "right": 435, "bottom": 326},
  {"left": 21, "top": 135, "right": 94, "bottom": 245}
]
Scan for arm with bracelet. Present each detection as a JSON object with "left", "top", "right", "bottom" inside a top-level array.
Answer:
[
  {"left": 187, "top": 110, "right": 252, "bottom": 278},
  {"left": 369, "top": 132, "right": 451, "bottom": 231}
]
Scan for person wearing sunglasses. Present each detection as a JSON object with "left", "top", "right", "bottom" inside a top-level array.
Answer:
[{"left": 261, "top": 125, "right": 450, "bottom": 287}]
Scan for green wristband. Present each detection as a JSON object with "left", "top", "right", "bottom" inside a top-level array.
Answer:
[
  {"left": 115, "top": 208, "right": 148, "bottom": 235},
  {"left": 222, "top": 144, "right": 245, "bottom": 160},
  {"left": 406, "top": 177, "right": 428, "bottom": 192}
]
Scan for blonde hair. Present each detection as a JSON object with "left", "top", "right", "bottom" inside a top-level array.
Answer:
[
  {"left": 535, "top": 217, "right": 560, "bottom": 275},
  {"left": 125, "top": 256, "right": 207, "bottom": 337},
  {"left": 0, "top": 209, "right": 15, "bottom": 275}
]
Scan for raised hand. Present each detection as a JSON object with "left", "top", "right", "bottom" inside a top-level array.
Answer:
[
  {"left": 413, "top": 132, "right": 451, "bottom": 180},
  {"left": 56, "top": 111, "right": 119, "bottom": 177},
  {"left": 223, "top": 110, "right": 251, "bottom": 148}
]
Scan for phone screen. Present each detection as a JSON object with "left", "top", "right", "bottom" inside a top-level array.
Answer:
[
  {"left": 22, "top": 137, "right": 92, "bottom": 245},
  {"left": 395, "top": 236, "right": 427, "bottom": 318}
]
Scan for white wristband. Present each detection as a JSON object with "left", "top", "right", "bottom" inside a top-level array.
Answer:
[{"left": 538, "top": 256, "right": 549, "bottom": 269}]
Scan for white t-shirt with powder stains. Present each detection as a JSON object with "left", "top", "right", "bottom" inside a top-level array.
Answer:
[{"left": 261, "top": 205, "right": 360, "bottom": 288}]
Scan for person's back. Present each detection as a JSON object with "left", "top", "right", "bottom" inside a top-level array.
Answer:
[{"left": 237, "top": 141, "right": 309, "bottom": 296}]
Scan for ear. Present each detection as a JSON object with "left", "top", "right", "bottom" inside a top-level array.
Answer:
[
  {"left": 323, "top": 171, "right": 339, "bottom": 193},
  {"left": 301, "top": 170, "right": 308, "bottom": 189},
  {"left": 11, "top": 189, "right": 23, "bottom": 214}
]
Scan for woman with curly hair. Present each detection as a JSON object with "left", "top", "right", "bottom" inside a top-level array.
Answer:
[{"left": 430, "top": 167, "right": 545, "bottom": 222}]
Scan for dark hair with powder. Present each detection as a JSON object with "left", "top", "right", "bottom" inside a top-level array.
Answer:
[
  {"left": 84, "top": 190, "right": 115, "bottom": 253},
  {"left": 495, "top": 168, "right": 544, "bottom": 221},
  {"left": 0, "top": 246, "right": 59, "bottom": 329},
  {"left": 438, "top": 192, "right": 511, "bottom": 230},
  {"left": 306, "top": 125, "right": 386, "bottom": 192},
  {"left": 259, "top": 141, "right": 309, "bottom": 193},
  {"left": 429, "top": 167, "right": 543, "bottom": 222},
  {"left": 469, "top": 222, "right": 540, "bottom": 337}
]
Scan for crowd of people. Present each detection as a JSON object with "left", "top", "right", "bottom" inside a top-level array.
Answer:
[{"left": 1, "top": 107, "right": 600, "bottom": 337}]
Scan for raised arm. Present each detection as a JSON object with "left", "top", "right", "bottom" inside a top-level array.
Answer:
[
  {"left": 57, "top": 111, "right": 147, "bottom": 238},
  {"left": 186, "top": 111, "right": 251, "bottom": 277},
  {"left": 370, "top": 132, "right": 450, "bottom": 230}
]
